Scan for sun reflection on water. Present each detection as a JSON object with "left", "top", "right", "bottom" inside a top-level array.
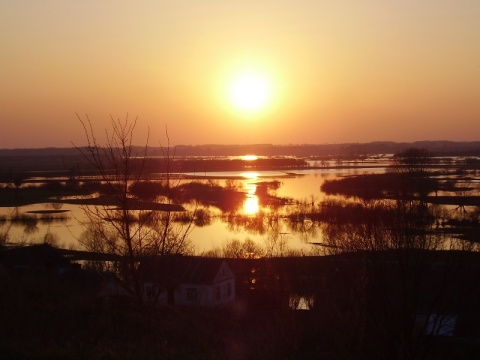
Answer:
[
  {"left": 244, "top": 195, "right": 259, "bottom": 215},
  {"left": 241, "top": 154, "right": 258, "bottom": 161},
  {"left": 243, "top": 180, "right": 259, "bottom": 215},
  {"left": 241, "top": 171, "right": 260, "bottom": 179}
]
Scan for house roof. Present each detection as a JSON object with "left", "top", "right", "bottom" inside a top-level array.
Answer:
[{"left": 139, "top": 256, "right": 232, "bottom": 285}]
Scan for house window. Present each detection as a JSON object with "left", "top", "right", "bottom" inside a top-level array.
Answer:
[
  {"left": 186, "top": 287, "right": 197, "bottom": 302},
  {"left": 215, "top": 286, "right": 221, "bottom": 300},
  {"left": 425, "top": 314, "right": 457, "bottom": 336}
]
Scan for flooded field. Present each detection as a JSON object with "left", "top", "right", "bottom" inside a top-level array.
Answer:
[{"left": 1, "top": 155, "right": 479, "bottom": 254}]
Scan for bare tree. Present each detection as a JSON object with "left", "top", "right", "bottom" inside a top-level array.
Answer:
[{"left": 74, "top": 114, "right": 194, "bottom": 308}]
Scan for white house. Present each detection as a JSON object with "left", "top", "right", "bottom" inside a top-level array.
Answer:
[{"left": 141, "top": 257, "right": 235, "bottom": 307}]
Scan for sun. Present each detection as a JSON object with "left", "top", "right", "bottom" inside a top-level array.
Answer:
[{"left": 227, "top": 70, "right": 273, "bottom": 115}]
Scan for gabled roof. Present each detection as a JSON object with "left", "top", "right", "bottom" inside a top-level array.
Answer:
[{"left": 139, "top": 256, "right": 232, "bottom": 285}]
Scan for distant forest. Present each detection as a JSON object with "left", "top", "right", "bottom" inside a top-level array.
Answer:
[
  {"left": 2, "top": 141, "right": 480, "bottom": 157},
  {"left": 1, "top": 141, "right": 480, "bottom": 174}
]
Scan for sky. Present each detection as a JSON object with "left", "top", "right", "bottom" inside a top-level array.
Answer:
[{"left": 1, "top": 0, "right": 480, "bottom": 148}]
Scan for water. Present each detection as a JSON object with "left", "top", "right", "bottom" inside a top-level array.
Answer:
[
  {"left": 2, "top": 163, "right": 476, "bottom": 254},
  {"left": 0, "top": 166, "right": 386, "bottom": 253}
]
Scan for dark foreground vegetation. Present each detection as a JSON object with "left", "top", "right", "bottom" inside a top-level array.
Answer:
[{"left": 2, "top": 245, "right": 480, "bottom": 360}]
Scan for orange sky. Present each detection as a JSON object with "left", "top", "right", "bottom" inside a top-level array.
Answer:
[{"left": 1, "top": 1, "right": 479, "bottom": 148}]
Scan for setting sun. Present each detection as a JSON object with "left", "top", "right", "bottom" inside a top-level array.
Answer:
[{"left": 227, "top": 70, "right": 273, "bottom": 115}]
